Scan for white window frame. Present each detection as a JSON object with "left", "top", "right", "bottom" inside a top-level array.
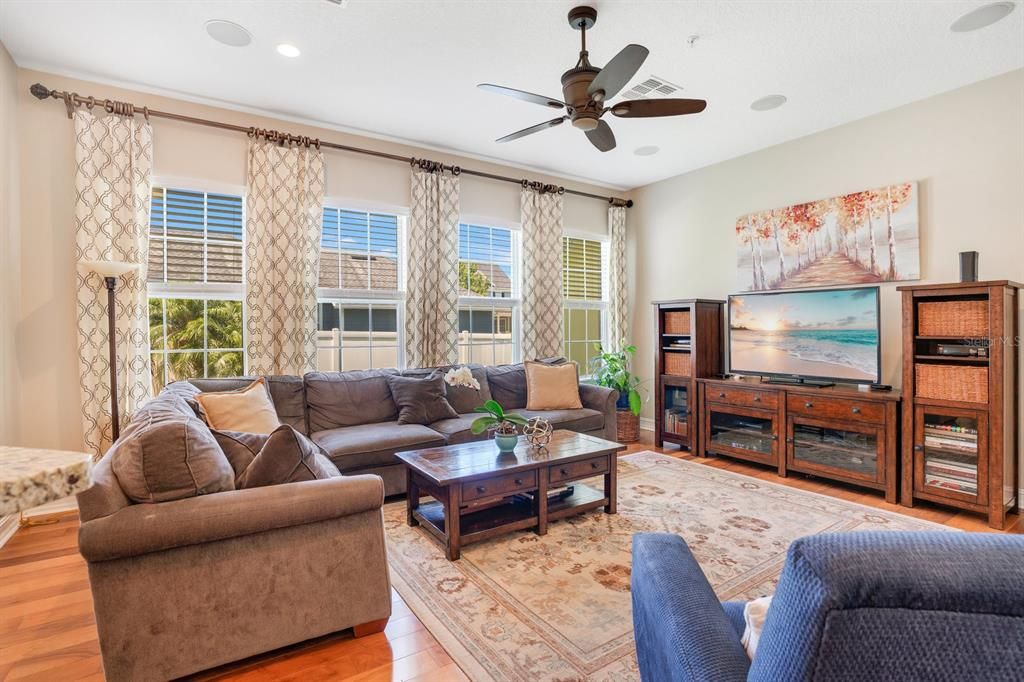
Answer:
[
  {"left": 148, "top": 178, "right": 248, "bottom": 388},
  {"left": 562, "top": 230, "right": 610, "bottom": 376},
  {"left": 457, "top": 217, "right": 522, "bottom": 365},
  {"left": 316, "top": 199, "right": 408, "bottom": 371}
]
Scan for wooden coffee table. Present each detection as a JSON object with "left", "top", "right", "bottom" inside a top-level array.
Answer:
[{"left": 396, "top": 430, "right": 624, "bottom": 560}]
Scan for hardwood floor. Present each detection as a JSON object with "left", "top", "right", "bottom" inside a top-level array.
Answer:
[{"left": 1, "top": 433, "right": 1018, "bottom": 681}]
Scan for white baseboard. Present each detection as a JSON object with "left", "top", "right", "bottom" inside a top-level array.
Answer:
[
  {"left": 639, "top": 417, "right": 655, "bottom": 432},
  {"left": 0, "top": 496, "right": 79, "bottom": 550},
  {"left": 0, "top": 514, "right": 18, "bottom": 549}
]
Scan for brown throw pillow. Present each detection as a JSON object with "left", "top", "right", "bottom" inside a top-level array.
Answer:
[
  {"left": 235, "top": 425, "right": 340, "bottom": 489},
  {"left": 195, "top": 378, "right": 281, "bottom": 434},
  {"left": 524, "top": 360, "right": 583, "bottom": 410},
  {"left": 385, "top": 371, "right": 459, "bottom": 425},
  {"left": 212, "top": 430, "right": 271, "bottom": 481},
  {"left": 112, "top": 416, "right": 235, "bottom": 503}
]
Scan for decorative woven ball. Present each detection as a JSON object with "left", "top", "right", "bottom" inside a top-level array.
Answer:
[{"left": 524, "top": 417, "right": 552, "bottom": 448}]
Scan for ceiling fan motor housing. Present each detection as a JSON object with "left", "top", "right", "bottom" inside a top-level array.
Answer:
[{"left": 561, "top": 65, "right": 602, "bottom": 129}]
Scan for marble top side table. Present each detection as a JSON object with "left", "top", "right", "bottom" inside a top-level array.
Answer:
[{"left": 0, "top": 446, "right": 94, "bottom": 525}]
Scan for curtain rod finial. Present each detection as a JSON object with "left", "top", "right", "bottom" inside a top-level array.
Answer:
[{"left": 30, "top": 83, "right": 52, "bottom": 100}]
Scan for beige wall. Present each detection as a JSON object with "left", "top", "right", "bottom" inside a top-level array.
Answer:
[
  {"left": 10, "top": 68, "right": 617, "bottom": 451},
  {"left": 628, "top": 68, "right": 1024, "bottom": 475},
  {"left": 0, "top": 43, "right": 18, "bottom": 445}
]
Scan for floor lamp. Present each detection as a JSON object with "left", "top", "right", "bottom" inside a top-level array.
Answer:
[{"left": 80, "top": 260, "right": 138, "bottom": 442}]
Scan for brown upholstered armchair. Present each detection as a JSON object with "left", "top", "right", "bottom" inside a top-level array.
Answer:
[{"left": 77, "top": 450, "right": 392, "bottom": 681}]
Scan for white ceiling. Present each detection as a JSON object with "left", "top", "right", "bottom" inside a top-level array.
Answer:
[{"left": 2, "top": 0, "right": 1022, "bottom": 190}]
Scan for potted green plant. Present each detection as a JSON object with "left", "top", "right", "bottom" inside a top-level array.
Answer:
[
  {"left": 470, "top": 400, "right": 528, "bottom": 453},
  {"left": 589, "top": 344, "right": 646, "bottom": 443}
]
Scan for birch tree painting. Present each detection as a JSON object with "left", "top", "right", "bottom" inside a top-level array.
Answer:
[{"left": 736, "top": 182, "right": 919, "bottom": 291}]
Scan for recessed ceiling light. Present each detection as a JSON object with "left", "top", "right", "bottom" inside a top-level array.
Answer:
[
  {"left": 950, "top": 2, "right": 1016, "bottom": 32},
  {"left": 751, "top": 94, "right": 787, "bottom": 111},
  {"left": 205, "top": 19, "right": 252, "bottom": 47},
  {"left": 634, "top": 145, "right": 660, "bottom": 156},
  {"left": 276, "top": 43, "right": 301, "bottom": 58}
]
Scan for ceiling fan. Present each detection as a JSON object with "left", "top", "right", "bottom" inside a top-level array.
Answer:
[{"left": 478, "top": 5, "right": 707, "bottom": 152}]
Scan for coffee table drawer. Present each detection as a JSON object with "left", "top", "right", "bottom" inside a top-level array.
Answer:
[
  {"left": 549, "top": 456, "right": 609, "bottom": 484},
  {"left": 462, "top": 470, "right": 537, "bottom": 502}
]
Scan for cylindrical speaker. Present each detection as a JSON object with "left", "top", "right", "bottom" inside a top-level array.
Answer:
[{"left": 959, "top": 251, "right": 979, "bottom": 282}]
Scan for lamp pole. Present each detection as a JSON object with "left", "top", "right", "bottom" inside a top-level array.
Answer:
[{"left": 104, "top": 275, "right": 121, "bottom": 441}]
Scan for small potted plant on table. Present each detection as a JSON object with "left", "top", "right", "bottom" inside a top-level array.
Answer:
[
  {"left": 590, "top": 344, "right": 646, "bottom": 443},
  {"left": 445, "top": 367, "right": 527, "bottom": 453}
]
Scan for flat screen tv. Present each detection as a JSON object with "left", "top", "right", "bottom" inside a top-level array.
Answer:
[{"left": 728, "top": 286, "right": 881, "bottom": 385}]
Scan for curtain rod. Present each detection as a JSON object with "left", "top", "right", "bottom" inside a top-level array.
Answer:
[{"left": 29, "top": 83, "right": 633, "bottom": 209}]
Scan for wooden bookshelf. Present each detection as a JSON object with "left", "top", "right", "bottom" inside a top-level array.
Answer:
[
  {"left": 652, "top": 299, "right": 725, "bottom": 451},
  {"left": 899, "top": 280, "right": 1021, "bottom": 529}
]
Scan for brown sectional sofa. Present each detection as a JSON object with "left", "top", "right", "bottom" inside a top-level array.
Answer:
[
  {"left": 77, "top": 360, "right": 616, "bottom": 680},
  {"left": 189, "top": 361, "right": 619, "bottom": 496}
]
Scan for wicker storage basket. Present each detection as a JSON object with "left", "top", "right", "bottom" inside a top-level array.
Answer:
[
  {"left": 918, "top": 300, "right": 989, "bottom": 337},
  {"left": 664, "top": 310, "right": 691, "bottom": 335},
  {"left": 616, "top": 409, "right": 640, "bottom": 443},
  {"left": 916, "top": 364, "right": 988, "bottom": 404},
  {"left": 664, "top": 351, "right": 691, "bottom": 376}
]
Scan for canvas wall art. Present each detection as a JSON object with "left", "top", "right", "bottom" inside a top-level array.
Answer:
[{"left": 735, "top": 182, "right": 920, "bottom": 291}]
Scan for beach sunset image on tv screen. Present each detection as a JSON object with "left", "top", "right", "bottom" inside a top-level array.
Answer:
[{"left": 729, "top": 287, "right": 880, "bottom": 383}]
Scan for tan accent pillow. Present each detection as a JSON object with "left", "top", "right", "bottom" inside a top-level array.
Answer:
[
  {"left": 195, "top": 378, "right": 281, "bottom": 435},
  {"left": 525, "top": 360, "right": 583, "bottom": 410}
]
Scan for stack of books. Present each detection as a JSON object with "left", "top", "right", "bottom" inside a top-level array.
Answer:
[
  {"left": 663, "top": 338, "right": 691, "bottom": 351},
  {"left": 923, "top": 423, "right": 978, "bottom": 495},
  {"left": 664, "top": 408, "right": 687, "bottom": 435}
]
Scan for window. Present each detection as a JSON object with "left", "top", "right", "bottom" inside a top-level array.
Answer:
[
  {"left": 148, "top": 186, "right": 245, "bottom": 392},
  {"left": 562, "top": 236, "right": 607, "bottom": 372},
  {"left": 316, "top": 207, "right": 405, "bottom": 371},
  {"left": 458, "top": 223, "right": 519, "bottom": 364}
]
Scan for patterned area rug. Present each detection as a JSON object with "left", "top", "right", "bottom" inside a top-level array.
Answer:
[{"left": 384, "top": 451, "right": 948, "bottom": 681}]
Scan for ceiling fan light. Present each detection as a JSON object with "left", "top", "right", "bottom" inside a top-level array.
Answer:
[{"left": 572, "top": 117, "right": 600, "bottom": 131}]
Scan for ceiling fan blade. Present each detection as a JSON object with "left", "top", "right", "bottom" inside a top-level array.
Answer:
[
  {"left": 478, "top": 84, "right": 567, "bottom": 110},
  {"left": 496, "top": 117, "right": 568, "bottom": 143},
  {"left": 587, "top": 44, "right": 649, "bottom": 101},
  {"left": 610, "top": 98, "right": 708, "bottom": 118},
  {"left": 585, "top": 120, "right": 616, "bottom": 152}
]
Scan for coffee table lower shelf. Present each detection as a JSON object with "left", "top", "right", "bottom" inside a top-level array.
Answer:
[{"left": 411, "top": 483, "right": 607, "bottom": 559}]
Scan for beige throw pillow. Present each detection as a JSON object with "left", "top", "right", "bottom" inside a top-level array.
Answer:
[
  {"left": 195, "top": 378, "right": 281, "bottom": 434},
  {"left": 524, "top": 360, "right": 583, "bottom": 411}
]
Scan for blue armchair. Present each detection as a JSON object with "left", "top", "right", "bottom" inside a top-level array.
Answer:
[{"left": 631, "top": 531, "right": 1024, "bottom": 681}]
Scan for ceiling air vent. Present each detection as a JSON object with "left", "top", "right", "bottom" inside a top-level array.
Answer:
[{"left": 619, "top": 75, "right": 684, "bottom": 100}]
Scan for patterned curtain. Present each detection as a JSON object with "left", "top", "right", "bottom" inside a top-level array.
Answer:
[
  {"left": 607, "top": 205, "right": 628, "bottom": 351},
  {"left": 74, "top": 110, "right": 153, "bottom": 455},
  {"left": 520, "top": 187, "right": 564, "bottom": 360},
  {"left": 405, "top": 168, "right": 460, "bottom": 368},
  {"left": 245, "top": 139, "right": 325, "bottom": 375}
]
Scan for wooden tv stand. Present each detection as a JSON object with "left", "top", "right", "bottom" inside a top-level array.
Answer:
[{"left": 696, "top": 377, "right": 901, "bottom": 502}]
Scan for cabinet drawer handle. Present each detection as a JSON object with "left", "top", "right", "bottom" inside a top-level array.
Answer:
[
  {"left": 514, "top": 478, "right": 523, "bottom": 485},
  {"left": 771, "top": 434, "right": 778, "bottom": 441},
  {"left": 560, "top": 468, "right": 569, "bottom": 476},
  {"left": 805, "top": 402, "right": 814, "bottom": 409},
  {"left": 753, "top": 395, "right": 761, "bottom": 402},
  {"left": 852, "top": 407, "right": 861, "bottom": 414},
  {"left": 913, "top": 444, "right": 924, "bottom": 452},
  {"left": 476, "top": 486, "right": 487, "bottom": 493},
  {"left": 718, "top": 392, "right": 726, "bottom": 398},
  {"left": 786, "top": 436, "right": 794, "bottom": 444},
  {"left": 590, "top": 461, "right": 600, "bottom": 469}
]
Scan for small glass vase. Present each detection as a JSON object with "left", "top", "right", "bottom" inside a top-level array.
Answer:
[{"left": 494, "top": 433, "right": 519, "bottom": 453}]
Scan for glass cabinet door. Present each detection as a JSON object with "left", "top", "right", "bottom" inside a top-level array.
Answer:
[
  {"left": 788, "top": 418, "right": 880, "bottom": 481},
  {"left": 663, "top": 385, "right": 689, "bottom": 437},
  {"left": 706, "top": 407, "right": 776, "bottom": 463},
  {"left": 916, "top": 408, "right": 987, "bottom": 503}
]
